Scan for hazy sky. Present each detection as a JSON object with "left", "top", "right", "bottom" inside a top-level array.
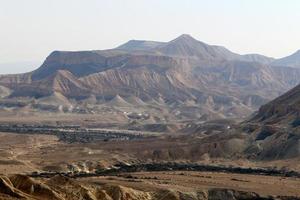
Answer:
[{"left": 1, "top": 0, "right": 300, "bottom": 74}]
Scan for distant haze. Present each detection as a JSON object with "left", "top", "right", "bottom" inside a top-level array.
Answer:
[
  {"left": 0, "top": 61, "right": 42, "bottom": 74},
  {"left": 1, "top": 0, "right": 300, "bottom": 74}
]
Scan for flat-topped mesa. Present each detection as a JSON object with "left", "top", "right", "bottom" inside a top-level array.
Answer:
[
  {"left": 32, "top": 51, "right": 108, "bottom": 80},
  {"left": 1, "top": 34, "right": 300, "bottom": 120},
  {"left": 116, "top": 40, "right": 165, "bottom": 51}
]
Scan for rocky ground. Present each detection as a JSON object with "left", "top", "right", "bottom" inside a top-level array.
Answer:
[
  {"left": 1, "top": 172, "right": 300, "bottom": 200},
  {"left": 1, "top": 129, "right": 300, "bottom": 199}
]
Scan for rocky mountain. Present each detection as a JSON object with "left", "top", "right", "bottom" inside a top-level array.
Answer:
[
  {"left": 118, "top": 34, "right": 275, "bottom": 63},
  {"left": 272, "top": 50, "right": 300, "bottom": 68},
  {"left": 243, "top": 54, "right": 275, "bottom": 64},
  {"left": 1, "top": 34, "right": 300, "bottom": 121},
  {"left": 235, "top": 80, "right": 300, "bottom": 160},
  {"left": 252, "top": 82, "right": 300, "bottom": 124},
  {"left": 32, "top": 51, "right": 108, "bottom": 79},
  {"left": 155, "top": 34, "right": 242, "bottom": 60}
]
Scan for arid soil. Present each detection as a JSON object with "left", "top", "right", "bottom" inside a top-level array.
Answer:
[
  {"left": 1, "top": 130, "right": 299, "bottom": 175},
  {"left": 0, "top": 109, "right": 300, "bottom": 200},
  {"left": 0, "top": 172, "right": 300, "bottom": 200},
  {"left": 85, "top": 171, "right": 300, "bottom": 197},
  {"left": 1, "top": 130, "right": 300, "bottom": 199}
]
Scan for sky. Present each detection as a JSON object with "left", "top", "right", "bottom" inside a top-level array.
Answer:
[{"left": 0, "top": 0, "right": 300, "bottom": 74}]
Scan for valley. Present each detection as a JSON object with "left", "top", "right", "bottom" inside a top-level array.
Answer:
[
  {"left": 1, "top": 35, "right": 300, "bottom": 199},
  {"left": 1, "top": 127, "right": 300, "bottom": 199}
]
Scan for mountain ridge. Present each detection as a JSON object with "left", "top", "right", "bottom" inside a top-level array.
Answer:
[
  {"left": 1, "top": 34, "right": 300, "bottom": 121},
  {"left": 272, "top": 49, "right": 300, "bottom": 68}
]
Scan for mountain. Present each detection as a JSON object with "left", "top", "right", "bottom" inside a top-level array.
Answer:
[
  {"left": 154, "top": 34, "right": 242, "bottom": 60},
  {"left": 238, "top": 81, "right": 300, "bottom": 160},
  {"left": 1, "top": 34, "right": 300, "bottom": 121},
  {"left": 272, "top": 50, "right": 300, "bottom": 68},
  {"left": 116, "top": 40, "right": 164, "bottom": 51},
  {"left": 251, "top": 82, "right": 300, "bottom": 124},
  {"left": 158, "top": 35, "right": 276, "bottom": 63},
  {"left": 242, "top": 54, "right": 275, "bottom": 64},
  {"left": 117, "top": 34, "right": 274, "bottom": 63},
  {"left": 32, "top": 51, "right": 108, "bottom": 80}
]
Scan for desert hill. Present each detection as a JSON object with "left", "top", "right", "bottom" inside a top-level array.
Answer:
[
  {"left": 234, "top": 80, "right": 300, "bottom": 160},
  {"left": 252, "top": 82, "right": 300, "bottom": 124}
]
